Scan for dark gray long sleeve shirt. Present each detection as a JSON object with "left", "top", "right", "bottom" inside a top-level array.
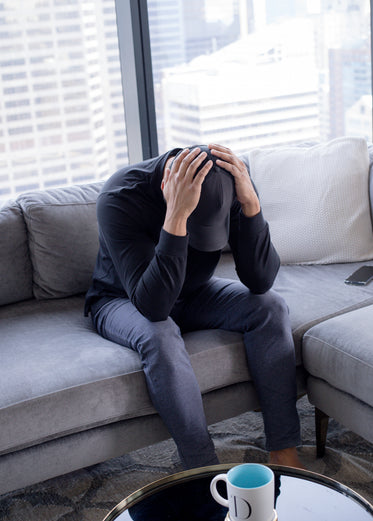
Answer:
[{"left": 84, "top": 149, "right": 280, "bottom": 321}]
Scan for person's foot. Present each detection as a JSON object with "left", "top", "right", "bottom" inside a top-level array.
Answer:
[{"left": 268, "top": 447, "right": 305, "bottom": 469}]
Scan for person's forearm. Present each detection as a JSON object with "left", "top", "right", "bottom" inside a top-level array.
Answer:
[
  {"left": 231, "top": 211, "right": 280, "bottom": 294},
  {"left": 131, "top": 229, "right": 188, "bottom": 321}
]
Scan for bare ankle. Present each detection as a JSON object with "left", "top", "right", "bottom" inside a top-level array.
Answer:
[{"left": 269, "top": 447, "right": 305, "bottom": 469}]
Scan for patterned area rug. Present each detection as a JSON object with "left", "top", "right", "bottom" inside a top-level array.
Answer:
[{"left": 0, "top": 396, "right": 372, "bottom": 521}]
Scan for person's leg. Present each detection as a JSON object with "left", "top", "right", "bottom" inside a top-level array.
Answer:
[
  {"left": 172, "top": 278, "right": 303, "bottom": 466},
  {"left": 92, "top": 298, "right": 218, "bottom": 469}
]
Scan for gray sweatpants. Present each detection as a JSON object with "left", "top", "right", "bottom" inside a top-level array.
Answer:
[{"left": 92, "top": 277, "right": 301, "bottom": 469}]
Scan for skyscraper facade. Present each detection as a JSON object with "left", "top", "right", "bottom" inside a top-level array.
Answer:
[{"left": 0, "top": 0, "right": 126, "bottom": 199}]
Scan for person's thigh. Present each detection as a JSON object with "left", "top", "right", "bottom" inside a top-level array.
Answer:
[
  {"left": 93, "top": 297, "right": 185, "bottom": 363},
  {"left": 171, "top": 277, "right": 288, "bottom": 334}
]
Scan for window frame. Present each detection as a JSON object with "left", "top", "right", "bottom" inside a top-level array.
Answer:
[{"left": 115, "top": 0, "right": 158, "bottom": 163}]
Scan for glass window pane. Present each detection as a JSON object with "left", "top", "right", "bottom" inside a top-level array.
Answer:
[
  {"left": 0, "top": 0, "right": 127, "bottom": 201},
  {"left": 148, "top": 0, "right": 372, "bottom": 154}
]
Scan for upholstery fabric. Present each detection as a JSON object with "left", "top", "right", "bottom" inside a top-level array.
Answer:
[
  {"left": 0, "top": 200, "right": 33, "bottom": 306},
  {"left": 0, "top": 380, "right": 261, "bottom": 495},
  {"left": 215, "top": 255, "right": 373, "bottom": 362},
  {"left": 0, "top": 296, "right": 249, "bottom": 455},
  {"left": 242, "top": 137, "right": 373, "bottom": 264},
  {"left": 303, "top": 305, "right": 373, "bottom": 408},
  {"left": 307, "top": 376, "right": 373, "bottom": 445},
  {"left": 17, "top": 182, "right": 104, "bottom": 299}
]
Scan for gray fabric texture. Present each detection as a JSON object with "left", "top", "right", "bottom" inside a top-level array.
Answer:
[
  {"left": 0, "top": 296, "right": 253, "bottom": 455},
  {"left": 303, "top": 305, "right": 373, "bottom": 407},
  {"left": 0, "top": 380, "right": 279, "bottom": 496},
  {"left": 0, "top": 200, "right": 33, "bottom": 306},
  {"left": 215, "top": 256, "right": 373, "bottom": 363},
  {"left": 307, "top": 376, "right": 373, "bottom": 445},
  {"left": 17, "top": 182, "right": 103, "bottom": 299},
  {"left": 4, "top": 257, "right": 371, "bottom": 457}
]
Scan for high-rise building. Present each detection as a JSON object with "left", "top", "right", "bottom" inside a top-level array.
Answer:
[
  {"left": 161, "top": 21, "right": 320, "bottom": 153},
  {"left": 328, "top": 44, "right": 371, "bottom": 138},
  {"left": 0, "top": 0, "right": 126, "bottom": 199},
  {"left": 147, "top": 0, "right": 185, "bottom": 80},
  {"left": 345, "top": 95, "right": 372, "bottom": 141}
]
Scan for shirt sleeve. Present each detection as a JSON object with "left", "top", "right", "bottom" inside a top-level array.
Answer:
[
  {"left": 97, "top": 191, "right": 188, "bottom": 322},
  {"left": 228, "top": 200, "right": 280, "bottom": 294}
]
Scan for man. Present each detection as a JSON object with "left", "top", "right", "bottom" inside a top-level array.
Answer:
[{"left": 85, "top": 144, "right": 303, "bottom": 469}]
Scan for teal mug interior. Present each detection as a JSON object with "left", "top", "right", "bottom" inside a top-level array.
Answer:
[{"left": 228, "top": 463, "right": 273, "bottom": 489}]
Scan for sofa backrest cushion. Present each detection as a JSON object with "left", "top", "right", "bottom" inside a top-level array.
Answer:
[
  {"left": 0, "top": 201, "right": 33, "bottom": 306},
  {"left": 17, "top": 182, "right": 103, "bottom": 299},
  {"left": 244, "top": 137, "right": 373, "bottom": 264}
]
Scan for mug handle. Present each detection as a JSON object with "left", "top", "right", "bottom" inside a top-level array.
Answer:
[{"left": 210, "top": 473, "right": 229, "bottom": 507}]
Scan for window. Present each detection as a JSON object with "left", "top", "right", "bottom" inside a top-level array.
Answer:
[
  {"left": 0, "top": 0, "right": 371, "bottom": 202},
  {"left": 147, "top": 0, "right": 372, "bottom": 153},
  {"left": 0, "top": 0, "right": 127, "bottom": 200}
]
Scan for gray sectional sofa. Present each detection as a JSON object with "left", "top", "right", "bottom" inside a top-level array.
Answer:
[{"left": 1, "top": 138, "right": 373, "bottom": 496}]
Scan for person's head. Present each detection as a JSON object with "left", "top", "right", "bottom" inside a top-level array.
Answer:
[{"left": 172, "top": 145, "right": 236, "bottom": 251}]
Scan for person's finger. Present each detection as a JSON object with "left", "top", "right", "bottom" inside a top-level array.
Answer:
[
  {"left": 209, "top": 147, "right": 236, "bottom": 163},
  {"left": 208, "top": 143, "right": 231, "bottom": 153},
  {"left": 193, "top": 159, "right": 213, "bottom": 187},
  {"left": 184, "top": 150, "right": 207, "bottom": 180},
  {"left": 161, "top": 167, "right": 171, "bottom": 190},
  {"left": 171, "top": 148, "right": 190, "bottom": 173},
  {"left": 178, "top": 147, "right": 201, "bottom": 177}
]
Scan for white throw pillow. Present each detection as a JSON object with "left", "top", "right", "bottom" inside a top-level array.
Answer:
[{"left": 243, "top": 137, "right": 373, "bottom": 264}]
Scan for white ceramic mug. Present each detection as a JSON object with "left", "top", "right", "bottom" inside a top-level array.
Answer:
[{"left": 210, "top": 463, "right": 275, "bottom": 521}]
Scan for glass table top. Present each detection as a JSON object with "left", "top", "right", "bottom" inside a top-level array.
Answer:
[{"left": 103, "top": 463, "right": 373, "bottom": 521}]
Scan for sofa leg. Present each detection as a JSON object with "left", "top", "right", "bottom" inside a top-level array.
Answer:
[{"left": 315, "top": 407, "right": 329, "bottom": 458}]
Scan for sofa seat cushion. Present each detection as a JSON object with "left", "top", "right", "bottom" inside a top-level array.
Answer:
[
  {"left": 303, "top": 305, "right": 373, "bottom": 408},
  {"left": 216, "top": 255, "right": 373, "bottom": 363},
  {"left": 0, "top": 296, "right": 248, "bottom": 455}
]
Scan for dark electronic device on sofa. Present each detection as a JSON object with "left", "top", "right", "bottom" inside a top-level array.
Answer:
[{"left": 344, "top": 266, "right": 373, "bottom": 286}]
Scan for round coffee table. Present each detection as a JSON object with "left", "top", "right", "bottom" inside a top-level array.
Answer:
[{"left": 102, "top": 463, "right": 373, "bottom": 520}]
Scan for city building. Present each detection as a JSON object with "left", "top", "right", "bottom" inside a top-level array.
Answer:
[
  {"left": 0, "top": 0, "right": 126, "bottom": 199},
  {"left": 160, "top": 20, "right": 320, "bottom": 153},
  {"left": 345, "top": 95, "right": 372, "bottom": 141}
]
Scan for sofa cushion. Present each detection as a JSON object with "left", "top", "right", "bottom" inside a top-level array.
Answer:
[
  {"left": 216, "top": 254, "right": 373, "bottom": 362},
  {"left": 302, "top": 305, "right": 373, "bottom": 408},
  {"left": 0, "top": 200, "right": 33, "bottom": 306},
  {"left": 17, "top": 182, "right": 103, "bottom": 299},
  {"left": 0, "top": 296, "right": 248, "bottom": 455},
  {"left": 242, "top": 137, "right": 373, "bottom": 264}
]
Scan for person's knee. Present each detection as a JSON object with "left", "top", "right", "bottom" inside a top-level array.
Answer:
[
  {"left": 262, "top": 290, "right": 289, "bottom": 320},
  {"left": 248, "top": 290, "right": 289, "bottom": 326},
  {"left": 137, "top": 317, "right": 185, "bottom": 366}
]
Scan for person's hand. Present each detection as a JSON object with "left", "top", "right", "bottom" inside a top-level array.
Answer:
[
  {"left": 162, "top": 147, "right": 212, "bottom": 237},
  {"left": 209, "top": 143, "right": 260, "bottom": 218}
]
